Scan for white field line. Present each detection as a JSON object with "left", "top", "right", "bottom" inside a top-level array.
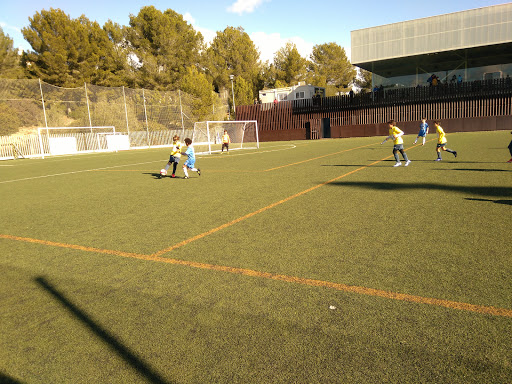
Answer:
[
  {"left": 0, "top": 160, "right": 163, "bottom": 184},
  {"left": 0, "top": 144, "right": 298, "bottom": 184}
]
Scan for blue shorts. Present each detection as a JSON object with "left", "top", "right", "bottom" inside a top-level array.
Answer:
[
  {"left": 184, "top": 159, "right": 195, "bottom": 168},
  {"left": 417, "top": 131, "right": 426, "bottom": 137},
  {"left": 169, "top": 155, "right": 180, "bottom": 163}
]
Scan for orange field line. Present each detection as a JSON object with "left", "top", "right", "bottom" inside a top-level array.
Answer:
[
  {"left": 1, "top": 233, "right": 511, "bottom": 318},
  {"left": 92, "top": 142, "right": 377, "bottom": 174},
  {"left": 151, "top": 152, "right": 391, "bottom": 257},
  {"left": 263, "top": 142, "right": 376, "bottom": 172}
]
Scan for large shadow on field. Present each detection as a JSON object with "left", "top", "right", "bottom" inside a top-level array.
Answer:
[
  {"left": 437, "top": 168, "right": 512, "bottom": 173},
  {"left": 465, "top": 198, "right": 512, "bottom": 206},
  {"left": 0, "top": 372, "right": 24, "bottom": 383},
  {"left": 327, "top": 181, "right": 512, "bottom": 198},
  {"left": 35, "top": 277, "right": 173, "bottom": 384}
]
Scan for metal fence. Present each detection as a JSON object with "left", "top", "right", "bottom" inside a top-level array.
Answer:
[{"left": 0, "top": 79, "right": 227, "bottom": 160}]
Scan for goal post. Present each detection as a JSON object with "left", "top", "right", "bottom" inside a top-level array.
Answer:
[
  {"left": 192, "top": 120, "right": 259, "bottom": 154},
  {"left": 37, "top": 126, "right": 128, "bottom": 158}
]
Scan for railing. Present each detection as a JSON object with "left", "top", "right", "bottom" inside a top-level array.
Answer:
[
  {"left": 291, "top": 78, "right": 512, "bottom": 114},
  {"left": 237, "top": 77, "right": 512, "bottom": 133}
]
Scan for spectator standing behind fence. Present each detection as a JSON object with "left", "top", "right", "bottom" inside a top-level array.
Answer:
[
  {"left": 457, "top": 75, "right": 463, "bottom": 84},
  {"left": 434, "top": 121, "right": 457, "bottom": 161}
]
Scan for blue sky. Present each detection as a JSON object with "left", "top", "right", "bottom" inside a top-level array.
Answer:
[{"left": 0, "top": 0, "right": 507, "bottom": 62}]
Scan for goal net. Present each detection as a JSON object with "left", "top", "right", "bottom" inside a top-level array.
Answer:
[
  {"left": 192, "top": 120, "right": 259, "bottom": 154},
  {"left": 37, "top": 126, "right": 129, "bottom": 158}
]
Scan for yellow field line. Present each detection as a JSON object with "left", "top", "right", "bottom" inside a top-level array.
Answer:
[{"left": 1, "top": 233, "right": 511, "bottom": 318}]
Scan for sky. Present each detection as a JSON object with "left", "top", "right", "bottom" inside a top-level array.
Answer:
[{"left": 0, "top": 0, "right": 507, "bottom": 63}]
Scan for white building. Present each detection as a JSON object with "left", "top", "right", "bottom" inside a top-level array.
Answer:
[{"left": 259, "top": 83, "right": 325, "bottom": 104}]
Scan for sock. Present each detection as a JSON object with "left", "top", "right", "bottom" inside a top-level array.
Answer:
[
  {"left": 401, "top": 150, "right": 409, "bottom": 162},
  {"left": 422, "top": 138, "right": 425, "bottom": 145},
  {"left": 437, "top": 152, "right": 442, "bottom": 159},
  {"left": 394, "top": 152, "right": 400, "bottom": 162},
  {"left": 183, "top": 167, "right": 189, "bottom": 177},
  {"left": 191, "top": 168, "right": 198, "bottom": 172},
  {"left": 164, "top": 164, "right": 170, "bottom": 171},
  {"left": 172, "top": 163, "right": 177, "bottom": 174},
  {"left": 446, "top": 149, "right": 455, "bottom": 154}
]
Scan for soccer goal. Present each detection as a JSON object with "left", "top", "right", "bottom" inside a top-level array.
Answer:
[
  {"left": 192, "top": 120, "right": 259, "bottom": 154},
  {"left": 37, "top": 126, "right": 129, "bottom": 158}
]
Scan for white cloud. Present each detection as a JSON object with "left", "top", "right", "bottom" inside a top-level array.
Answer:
[
  {"left": 250, "top": 31, "right": 314, "bottom": 63},
  {"left": 0, "top": 22, "right": 21, "bottom": 33},
  {"left": 182, "top": 12, "right": 195, "bottom": 25},
  {"left": 183, "top": 12, "right": 217, "bottom": 45},
  {"left": 227, "top": 0, "right": 267, "bottom": 15}
]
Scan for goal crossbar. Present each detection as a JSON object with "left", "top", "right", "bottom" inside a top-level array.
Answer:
[
  {"left": 37, "top": 126, "right": 120, "bottom": 158},
  {"left": 193, "top": 120, "right": 259, "bottom": 155}
]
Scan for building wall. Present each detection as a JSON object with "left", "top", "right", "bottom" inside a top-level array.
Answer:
[
  {"left": 259, "top": 85, "right": 325, "bottom": 103},
  {"left": 237, "top": 89, "right": 512, "bottom": 141}
]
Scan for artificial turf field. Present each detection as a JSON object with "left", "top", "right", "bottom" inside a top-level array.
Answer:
[{"left": 1, "top": 130, "right": 511, "bottom": 383}]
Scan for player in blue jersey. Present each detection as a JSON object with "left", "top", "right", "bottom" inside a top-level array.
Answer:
[
  {"left": 413, "top": 118, "right": 429, "bottom": 145},
  {"left": 181, "top": 138, "right": 201, "bottom": 179}
]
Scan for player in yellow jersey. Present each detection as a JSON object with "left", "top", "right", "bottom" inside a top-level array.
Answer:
[
  {"left": 161, "top": 135, "right": 183, "bottom": 178},
  {"left": 381, "top": 120, "right": 411, "bottom": 167},
  {"left": 434, "top": 121, "right": 457, "bottom": 161}
]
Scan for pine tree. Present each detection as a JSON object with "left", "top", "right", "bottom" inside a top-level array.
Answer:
[
  {"left": 273, "top": 42, "right": 308, "bottom": 86},
  {"left": 127, "top": 6, "right": 203, "bottom": 90},
  {"left": 206, "top": 26, "right": 260, "bottom": 102},
  {"left": 309, "top": 42, "right": 356, "bottom": 96},
  {"left": 0, "top": 27, "right": 25, "bottom": 79},
  {"left": 22, "top": 8, "right": 118, "bottom": 87}
]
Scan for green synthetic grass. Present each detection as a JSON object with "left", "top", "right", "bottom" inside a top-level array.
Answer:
[{"left": 1, "top": 131, "right": 511, "bottom": 383}]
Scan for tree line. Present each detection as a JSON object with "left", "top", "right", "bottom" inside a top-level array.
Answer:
[{"left": 0, "top": 6, "right": 371, "bottom": 111}]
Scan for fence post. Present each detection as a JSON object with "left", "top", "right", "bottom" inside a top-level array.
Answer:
[
  {"left": 38, "top": 79, "right": 48, "bottom": 159},
  {"left": 122, "top": 86, "right": 131, "bottom": 142},
  {"left": 179, "top": 89, "right": 185, "bottom": 136},
  {"left": 143, "top": 89, "right": 151, "bottom": 147},
  {"left": 85, "top": 82, "right": 100, "bottom": 150},
  {"left": 38, "top": 79, "right": 48, "bottom": 129}
]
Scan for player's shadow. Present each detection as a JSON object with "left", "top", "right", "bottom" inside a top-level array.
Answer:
[
  {"left": 465, "top": 198, "right": 512, "bottom": 205},
  {"left": 143, "top": 172, "right": 165, "bottom": 179},
  {"left": 34, "top": 277, "right": 174, "bottom": 384},
  {"left": 327, "top": 181, "right": 512, "bottom": 198}
]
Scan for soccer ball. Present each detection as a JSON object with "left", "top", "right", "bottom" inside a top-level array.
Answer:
[{"left": 160, "top": 169, "right": 167, "bottom": 176}]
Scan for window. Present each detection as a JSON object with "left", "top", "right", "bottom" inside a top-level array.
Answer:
[{"left": 295, "top": 91, "right": 305, "bottom": 99}]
